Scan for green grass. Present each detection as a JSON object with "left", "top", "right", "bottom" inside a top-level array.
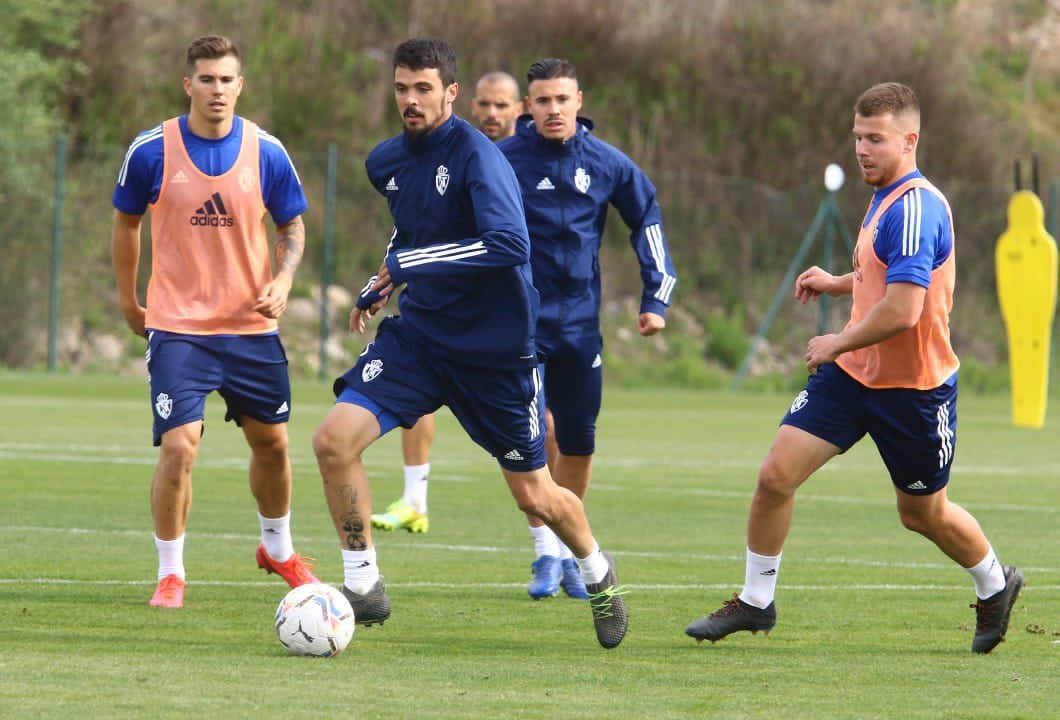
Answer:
[{"left": 0, "top": 371, "right": 1056, "bottom": 719}]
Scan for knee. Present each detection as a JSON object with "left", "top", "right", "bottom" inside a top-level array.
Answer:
[
  {"left": 250, "top": 429, "right": 288, "bottom": 464},
  {"left": 158, "top": 428, "right": 199, "bottom": 473},
  {"left": 755, "top": 455, "right": 799, "bottom": 499},
  {"left": 897, "top": 506, "right": 932, "bottom": 535},
  {"left": 513, "top": 492, "right": 545, "bottom": 519},
  {"left": 312, "top": 421, "right": 356, "bottom": 466},
  {"left": 511, "top": 485, "right": 553, "bottom": 520}
]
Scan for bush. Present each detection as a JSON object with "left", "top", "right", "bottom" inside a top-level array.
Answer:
[{"left": 706, "top": 312, "right": 750, "bottom": 370}]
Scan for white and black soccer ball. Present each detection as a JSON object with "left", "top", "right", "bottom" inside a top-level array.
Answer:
[{"left": 274, "top": 583, "right": 355, "bottom": 657}]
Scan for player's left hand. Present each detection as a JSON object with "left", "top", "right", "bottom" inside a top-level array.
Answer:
[
  {"left": 637, "top": 312, "right": 666, "bottom": 336},
  {"left": 254, "top": 273, "right": 293, "bottom": 319},
  {"left": 805, "top": 333, "right": 842, "bottom": 374}
]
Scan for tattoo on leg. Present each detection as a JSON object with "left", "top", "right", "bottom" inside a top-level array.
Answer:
[{"left": 341, "top": 515, "right": 367, "bottom": 551}]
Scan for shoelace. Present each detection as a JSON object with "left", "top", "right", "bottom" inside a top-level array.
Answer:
[
  {"left": 156, "top": 576, "right": 183, "bottom": 598},
  {"left": 588, "top": 585, "right": 629, "bottom": 618},
  {"left": 969, "top": 599, "right": 1000, "bottom": 632},
  {"left": 711, "top": 594, "right": 744, "bottom": 619},
  {"left": 286, "top": 554, "right": 317, "bottom": 582}
]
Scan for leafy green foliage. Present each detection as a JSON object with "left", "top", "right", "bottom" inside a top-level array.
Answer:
[
  {"left": 3, "top": 0, "right": 1059, "bottom": 377},
  {"left": 706, "top": 312, "right": 751, "bottom": 370},
  {"left": 0, "top": 0, "right": 89, "bottom": 365}
]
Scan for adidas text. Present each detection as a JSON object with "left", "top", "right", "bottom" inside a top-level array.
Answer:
[
  {"left": 189, "top": 192, "right": 233, "bottom": 227},
  {"left": 504, "top": 449, "right": 524, "bottom": 461}
]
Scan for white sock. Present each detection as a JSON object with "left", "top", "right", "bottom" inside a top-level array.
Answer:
[
  {"left": 402, "top": 464, "right": 430, "bottom": 514},
  {"left": 258, "top": 512, "right": 295, "bottom": 563},
  {"left": 530, "top": 524, "right": 562, "bottom": 559},
  {"left": 558, "top": 543, "right": 574, "bottom": 561},
  {"left": 342, "top": 548, "right": 380, "bottom": 595},
  {"left": 575, "top": 541, "right": 610, "bottom": 585},
  {"left": 155, "top": 534, "right": 186, "bottom": 581},
  {"left": 739, "top": 548, "right": 782, "bottom": 609},
  {"left": 965, "top": 546, "right": 1006, "bottom": 599}
]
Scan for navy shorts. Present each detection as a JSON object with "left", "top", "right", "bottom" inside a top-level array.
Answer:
[
  {"left": 781, "top": 362, "right": 957, "bottom": 495},
  {"left": 334, "top": 317, "right": 546, "bottom": 472},
  {"left": 146, "top": 330, "right": 291, "bottom": 446},
  {"left": 539, "top": 333, "right": 603, "bottom": 456}
]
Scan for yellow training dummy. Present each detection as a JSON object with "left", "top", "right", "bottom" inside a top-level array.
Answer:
[{"left": 995, "top": 190, "right": 1057, "bottom": 428}]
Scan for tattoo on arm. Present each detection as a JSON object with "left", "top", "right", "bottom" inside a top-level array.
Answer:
[{"left": 275, "top": 216, "right": 305, "bottom": 275}]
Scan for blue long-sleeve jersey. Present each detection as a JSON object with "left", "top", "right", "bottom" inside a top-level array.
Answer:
[
  {"left": 498, "top": 116, "right": 676, "bottom": 343},
  {"left": 363, "top": 114, "right": 538, "bottom": 367}
]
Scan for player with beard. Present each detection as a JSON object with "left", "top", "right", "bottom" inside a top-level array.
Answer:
[
  {"left": 313, "top": 38, "right": 628, "bottom": 649},
  {"left": 370, "top": 71, "right": 523, "bottom": 537}
]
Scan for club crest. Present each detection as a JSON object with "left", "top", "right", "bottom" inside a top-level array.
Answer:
[
  {"left": 238, "top": 166, "right": 256, "bottom": 193},
  {"left": 435, "top": 165, "right": 450, "bottom": 195},
  {"left": 155, "top": 392, "right": 173, "bottom": 420},
  {"left": 362, "top": 358, "right": 383, "bottom": 382},
  {"left": 574, "top": 167, "right": 591, "bottom": 194}
]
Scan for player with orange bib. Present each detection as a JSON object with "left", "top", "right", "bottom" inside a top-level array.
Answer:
[
  {"left": 111, "top": 35, "right": 316, "bottom": 608},
  {"left": 685, "top": 82, "right": 1022, "bottom": 654}
]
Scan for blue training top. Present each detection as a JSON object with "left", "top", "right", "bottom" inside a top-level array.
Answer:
[
  {"left": 360, "top": 114, "right": 537, "bottom": 368},
  {"left": 863, "top": 169, "right": 953, "bottom": 287},
  {"left": 499, "top": 116, "right": 677, "bottom": 343}
]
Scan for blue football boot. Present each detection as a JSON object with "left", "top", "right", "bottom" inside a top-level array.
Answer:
[
  {"left": 560, "top": 557, "right": 589, "bottom": 599},
  {"left": 527, "top": 555, "right": 562, "bottom": 599}
]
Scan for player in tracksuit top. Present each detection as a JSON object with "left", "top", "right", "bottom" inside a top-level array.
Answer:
[
  {"left": 685, "top": 83, "right": 1022, "bottom": 654},
  {"left": 496, "top": 58, "right": 677, "bottom": 600},
  {"left": 311, "top": 39, "right": 628, "bottom": 649},
  {"left": 111, "top": 35, "right": 318, "bottom": 610},
  {"left": 370, "top": 70, "right": 525, "bottom": 537}
]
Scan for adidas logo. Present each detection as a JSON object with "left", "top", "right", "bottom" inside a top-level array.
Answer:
[
  {"left": 275, "top": 401, "right": 289, "bottom": 414},
  {"left": 759, "top": 569, "right": 777, "bottom": 576},
  {"left": 189, "top": 192, "right": 234, "bottom": 227},
  {"left": 906, "top": 480, "right": 928, "bottom": 491},
  {"left": 536, "top": 177, "right": 555, "bottom": 190},
  {"left": 591, "top": 353, "right": 602, "bottom": 368},
  {"left": 385, "top": 176, "right": 399, "bottom": 192},
  {"left": 503, "top": 449, "right": 525, "bottom": 461},
  {"left": 170, "top": 169, "right": 190, "bottom": 184}
]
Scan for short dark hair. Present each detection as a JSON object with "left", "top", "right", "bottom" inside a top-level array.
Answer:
[
  {"left": 526, "top": 58, "right": 577, "bottom": 87},
  {"left": 186, "top": 35, "right": 241, "bottom": 74},
  {"left": 854, "top": 82, "right": 919, "bottom": 119},
  {"left": 393, "top": 38, "right": 457, "bottom": 87}
]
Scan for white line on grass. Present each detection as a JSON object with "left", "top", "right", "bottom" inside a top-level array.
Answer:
[
  {"left": 0, "top": 577, "right": 1057, "bottom": 591},
  {"left": 3, "top": 525, "right": 1058, "bottom": 574}
]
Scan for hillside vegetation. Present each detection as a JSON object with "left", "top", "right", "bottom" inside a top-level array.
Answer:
[{"left": 2, "top": 0, "right": 1058, "bottom": 382}]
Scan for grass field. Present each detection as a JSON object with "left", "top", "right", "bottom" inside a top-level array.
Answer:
[{"left": 0, "top": 371, "right": 1056, "bottom": 719}]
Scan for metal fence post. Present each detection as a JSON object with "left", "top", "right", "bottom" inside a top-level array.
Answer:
[{"left": 48, "top": 134, "right": 68, "bottom": 372}]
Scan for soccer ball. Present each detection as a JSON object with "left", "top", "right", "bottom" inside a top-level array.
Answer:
[{"left": 274, "top": 583, "right": 355, "bottom": 657}]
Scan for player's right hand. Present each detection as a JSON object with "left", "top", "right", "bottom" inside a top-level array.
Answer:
[
  {"left": 794, "top": 266, "right": 833, "bottom": 304},
  {"left": 121, "top": 303, "right": 147, "bottom": 337},
  {"left": 350, "top": 296, "right": 389, "bottom": 334}
]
